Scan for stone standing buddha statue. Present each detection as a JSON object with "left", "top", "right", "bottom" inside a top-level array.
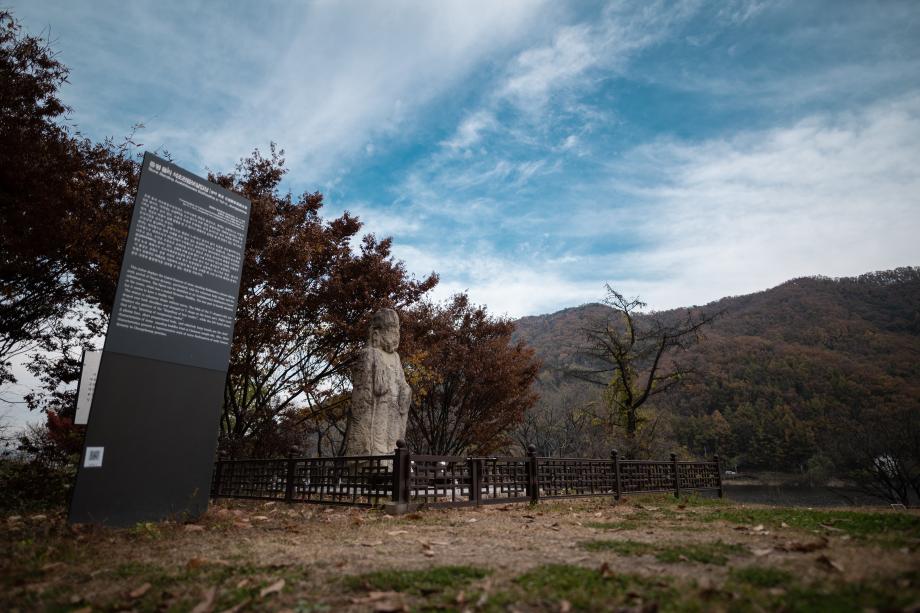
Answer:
[{"left": 345, "top": 308, "right": 411, "bottom": 456}]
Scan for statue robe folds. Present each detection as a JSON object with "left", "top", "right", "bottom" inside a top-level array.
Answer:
[{"left": 345, "top": 310, "right": 411, "bottom": 456}]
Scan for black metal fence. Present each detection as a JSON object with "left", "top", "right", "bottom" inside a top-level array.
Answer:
[{"left": 211, "top": 441, "right": 723, "bottom": 512}]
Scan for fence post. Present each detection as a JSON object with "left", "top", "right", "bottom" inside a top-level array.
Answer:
[
  {"left": 213, "top": 460, "right": 224, "bottom": 498},
  {"left": 468, "top": 458, "right": 481, "bottom": 506},
  {"left": 671, "top": 453, "right": 681, "bottom": 499},
  {"left": 714, "top": 455, "right": 724, "bottom": 499},
  {"left": 387, "top": 439, "right": 411, "bottom": 514},
  {"left": 611, "top": 450, "right": 621, "bottom": 502},
  {"left": 284, "top": 457, "right": 296, "bottom": 502},
  {"left": 527, "top": 445, "right": 539, "bottom": 504}
]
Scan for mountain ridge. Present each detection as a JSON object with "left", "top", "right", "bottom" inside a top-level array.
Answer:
[{"left": 510, "top": 267, "right": 920, "bottom": 471}]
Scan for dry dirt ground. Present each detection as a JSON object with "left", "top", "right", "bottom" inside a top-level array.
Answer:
[{"left": 2, "top": 494, "right": 919, "bottom": 612}]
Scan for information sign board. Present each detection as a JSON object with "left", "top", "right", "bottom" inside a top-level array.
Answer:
[{"left": 69, "top": 153, "right": 250, "bottom": 525}]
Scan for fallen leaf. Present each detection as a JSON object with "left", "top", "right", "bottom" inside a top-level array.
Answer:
[
  {"left": 819, "top": 523, "right": 845, "bottom": 533},
  {"left": 191, "top": 586, "right": 217, "bottom": 613},
  {"left": 780, "top": 538, "right": 828, "bottom": 553},
  {"left": 260, "top": 579, "right": 285, "bottom": 598},
  {"left": 129, "top": 582, "right": 152, "bottom": 599},
  {"left": 780, "top": 522, "right": 790, "bottom": 528},
  {"left": 30, "top": 514, "right": 48, "bottom": 521},
  {"left": 816, "top": 555, "right": 844, "bottom": 573},
  {"left": 235, "top": 579, "right": 250, "bottom": 589},
  {"left": 386, "top": 529, "right": 409, "bottom": 536},
  {"left": 362, "top": 540, "right": 384, "bottom": 547},
  {"left": 752, "top": 524, "right": 765, "bottom": 532},
  {"left": 752, "top": 548, "right": 773, "bottom": 557},
  {"left": 185, "top": 524, "right": 205, "bottom": 532},
  {"left": 187, "top": 558, "right": 207, "bottom": 571},
  {"left": 351, "top": 591, "right": 406, "bottom": 611},
  {"left": 219, "top": 598, "right": 250, "bottom": 613},
  {"left": 252, "top": 515, "right": 270, "bottom": 521}
]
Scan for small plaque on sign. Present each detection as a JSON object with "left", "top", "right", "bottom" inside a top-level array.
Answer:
[
  {"left": 75, "top": 350, "right": 102, "bottom": 425},
  {"left": 84, "top": 447, "right": 104, "bottom": 468}
]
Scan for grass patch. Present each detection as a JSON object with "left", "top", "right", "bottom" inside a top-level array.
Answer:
[
  {"left": 731, "top": 566, "right": 794, "bottom": 588},
  {"left": 345, "top": 565, "right": 490, "bottom": 595},
  {"left": 580, "top": 539, "right": 656, "bottom": 556},
  {"left": 656, "top": 541, "right": 747, "bottom": 565},
  {"left": 490, "top": 564, "right": 914, "bottom": 613},
  {"left": 500, "top": 564, "right": 680, "bottom": 612},
  {"left": 679, "top": 492, "right": 727, "bottom": 507},
  {"left": 704, "top": 507, "right": 920, "bottom": 543},
  {"left": 585, "top": 520, "right": 639, "bottom": 531},
  {"left": 580, "top": 539, "right": 747, "bottom": 565},
  {"left": 769, "top": 581, "right": 911, "bottom": 613},
  {"left": 622, "top": 492, "right": 724, "bottom": 508}
]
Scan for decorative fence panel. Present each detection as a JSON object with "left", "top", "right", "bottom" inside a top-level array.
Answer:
[
  {"left": 211, "top": 442, "right": 722, "bottom": 512},
  {"left": 538, "top": 457, "right": 617, "bottom": 499},
  {"left": 212, "top": 455, "right": 393, "bottom": 507}
]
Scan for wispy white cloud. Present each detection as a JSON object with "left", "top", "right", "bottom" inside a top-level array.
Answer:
[
  {"left": 604, "top": 95, "right": 920, "bottom": 308},
  {"left": 388, "top": 95, "right": 920, "bottom": 317},
  {"left": 194, "top": 1, "right": 556, "bottom": 186},
  {"left": 17, "top": 0, "right": 558, "bottom": 185}
]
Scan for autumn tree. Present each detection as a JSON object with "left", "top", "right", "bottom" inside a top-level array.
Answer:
[
  {"left": 209, "top": 147, "right": 437, "bottom": 457},
  {"left": 839, "top": 403, "right": 920, "bottom": 507},
  {"left": 0, "top": 10, "right": 136, "bottom": 406},
  {"left": 401, "top": 293, "right": 540, "bottom": 455},
  {"left": 572, "top": 285, "right": 717, "bottom": 458}
]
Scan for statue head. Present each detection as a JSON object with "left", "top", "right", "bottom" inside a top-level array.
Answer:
[{"left": 368, "top": 308, "right": 400, "bottom": 353}]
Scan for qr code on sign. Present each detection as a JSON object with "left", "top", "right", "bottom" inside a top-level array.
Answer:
[{"left": 84, "top": 446, "right": 104, "bottom": 468}]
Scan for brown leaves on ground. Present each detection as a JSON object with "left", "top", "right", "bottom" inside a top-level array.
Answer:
[
  {"left": 128, "top": 583, "right": 151, "bottom": 599},
  {"left": 259, "top": 578, "right": 285, "bottom": 598},
  {"left": 351, "top": 591, "right": 406, "bottom": 612},
  {"left": 190, "top": 586, "right": 216, "bottom": 613}
]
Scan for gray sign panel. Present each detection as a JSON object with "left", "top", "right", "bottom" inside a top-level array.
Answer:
[
  {"left": 105, "top": 153, "right": 250, "bottom": 371},
  {"left": 69, "top": 153, "right": 250, "bottom": 526}
]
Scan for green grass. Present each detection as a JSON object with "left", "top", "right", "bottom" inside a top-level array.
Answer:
[
  {"left": 94, "top": 560, "right": 306, "bottom": 612},
  {"left": 704, "top": 507, "right": 920, "bottom": 543},
  {"left": 484, "top": 564, "right": 915, "bottom": 613},
  {"left": 580, "top": 539, "right": 656, "bottom": 556},
  {"left": 344, "top": 565, "right": 490, "bottom": 595},
  {"left": 730, "top": 566, "right": 794, "bottom": 588},
  {"left": 621, "top": 492, "right": 726, "bottom": 508},
  {"left": 493, "top": 564, "right": 683, "bottom": 612},
  {"left": 580, "top": 539, "right": 748, "bottom": 565}
]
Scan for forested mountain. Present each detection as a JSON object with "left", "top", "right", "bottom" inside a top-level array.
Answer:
[{"left": 513, "top": 268, "right": 920, "bottom": 474}]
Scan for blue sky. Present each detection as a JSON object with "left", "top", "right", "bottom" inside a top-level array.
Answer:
[{"left": 12, "top": 0, "right": 920, "bottom": 318}]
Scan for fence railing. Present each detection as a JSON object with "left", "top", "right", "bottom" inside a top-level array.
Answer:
[{"left": 210, "top": 441, "right": 723, "bottom": 512}]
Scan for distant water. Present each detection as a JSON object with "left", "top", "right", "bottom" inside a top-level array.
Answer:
[{"left": 722, "top": 483, "right": 889, "bottom": 508}]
